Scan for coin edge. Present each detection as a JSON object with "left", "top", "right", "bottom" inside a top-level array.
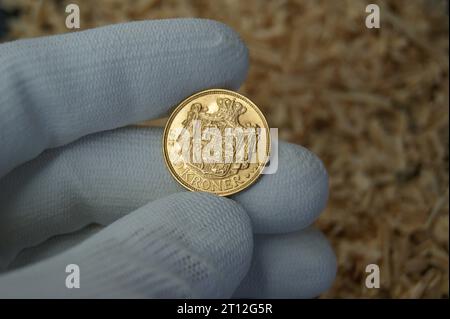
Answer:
[{"left": 162, "top": 89, "right": 271, "bottom": 197}]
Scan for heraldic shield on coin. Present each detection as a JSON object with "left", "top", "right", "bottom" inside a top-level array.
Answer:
[{"left": 163, "top": 89, "right": 271, "bottom": 196}]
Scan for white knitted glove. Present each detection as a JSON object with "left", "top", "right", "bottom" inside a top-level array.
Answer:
[{"left": 0, "top": 19, "right": 336, "bottom": 298}]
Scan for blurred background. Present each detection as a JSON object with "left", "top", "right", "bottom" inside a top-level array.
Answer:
[{"left": 0, "top": 0, "right": 448, "bottom": 298}]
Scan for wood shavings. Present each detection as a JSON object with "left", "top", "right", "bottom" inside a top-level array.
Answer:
[{"left": 1, "top": 0, "right": 448, "bottom": 298}]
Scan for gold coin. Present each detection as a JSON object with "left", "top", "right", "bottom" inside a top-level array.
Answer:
[{"left": 163, "top": 89, "right": 271, "bottom": 196}]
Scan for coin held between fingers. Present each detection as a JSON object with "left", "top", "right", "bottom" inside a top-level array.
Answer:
[{"left": 163, "top": 89, "right": 271, "bottom": 196}]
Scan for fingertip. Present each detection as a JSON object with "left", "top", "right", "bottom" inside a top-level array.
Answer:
[
  {"left": 198, "top": 18, "right": 249, "bottom": 89},
  {"left": 234, "top": 227, "right": 337, "bottom": 299},
  {"left": 234, "top": 141, "right": 329, "bottom": 233}
]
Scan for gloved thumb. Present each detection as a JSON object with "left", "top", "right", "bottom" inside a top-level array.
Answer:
[{"left": 0, "top": 192, "right": 253, "bottom": 298}]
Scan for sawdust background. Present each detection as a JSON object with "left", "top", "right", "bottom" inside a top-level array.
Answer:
[{"left": 0, "top": 0, "right": 448, "bottom": 298}]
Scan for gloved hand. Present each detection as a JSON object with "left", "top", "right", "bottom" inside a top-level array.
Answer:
[{"left": 0, "top": 19, "right": 336, "bottom": 298}]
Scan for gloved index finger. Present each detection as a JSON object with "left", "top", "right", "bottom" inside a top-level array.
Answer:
[{"left": 0, "top": 18, "right": 248, "bottom": 178}]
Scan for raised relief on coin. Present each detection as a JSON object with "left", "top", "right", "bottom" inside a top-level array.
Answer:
[{"left": 163, "top": 89, "right": 270, "bottom": 196}]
